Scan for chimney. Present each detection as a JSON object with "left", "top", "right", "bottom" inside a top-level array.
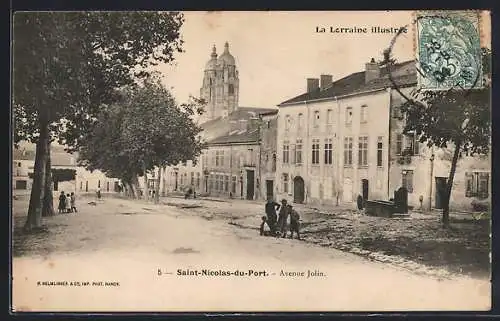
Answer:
[
  {"left": 306, "top": 78, "right": 320, "bottom": 93},
  {"left": 320, "top": 74, "right": 333, "bottom": 90},
  {"left": 365, "top": 58, "right": 380, "bottom": 83}
]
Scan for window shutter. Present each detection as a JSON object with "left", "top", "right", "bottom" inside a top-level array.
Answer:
[{"left": 291, "top": 144, "right": 296, "bottom": 164}]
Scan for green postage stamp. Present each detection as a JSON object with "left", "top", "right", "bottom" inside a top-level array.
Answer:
[{"left": 415, "top": 10, "right": 483, "bottom": 91}]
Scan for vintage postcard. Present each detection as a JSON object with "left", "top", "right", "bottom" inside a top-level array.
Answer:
[{"left": 11, "top": 10, "right": 492, "bottom": 312}]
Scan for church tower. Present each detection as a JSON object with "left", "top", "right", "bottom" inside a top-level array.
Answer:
[{"left": 200, "top": 42, "right": 239, "bottom": 123}]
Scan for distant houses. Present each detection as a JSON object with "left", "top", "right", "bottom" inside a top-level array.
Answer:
[{"left": 12, "top": 143, "right": 120, "bottom": 196}]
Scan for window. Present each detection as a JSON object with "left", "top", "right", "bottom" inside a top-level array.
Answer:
[
  {"left": 466, "top": 172, "right": 489, "bottom": 198},
  {"left": 17, "top": 162, "right": 21, "bottom": 167},
  {"left": 345, "top": 107, "right": 353, "bottom": 125},
  {"left": 196, "top": 173, "right": 200, "bottom": 187},
  {"left": 209, "top": 175, "right": 214, "bottom": 190},
  {"left": 377, "top": 136, "right": 383, "bottom": 167},
  {"left": 295, "top": 139, "right": 303, "bottom": 165},
  {"left": 298, "top": 113, "right": 304, "bottom": 130},
  {"left": 358, "top": 136, "right": 368, "bottom": 166},
  {"left": 396, "top": 134, "right": 403, "bottom": 155},
  {"left": 191, "top": 172, "right": 195, "bottom": 185},
  {"left": 215, "top": 150, "right": 225, "bottom": 167},
  {"left": 327, "top": 109, "right": 334, "bottom": 124},
  {"left": 247, "top": 149, "right": 254, "bottom": 166},
  {"left": 214, "top": 175, "right": 219, "bottom": 190},
  {"left": 402, "top": 170, "right": 414, "bottom": 193},
  {"left": 224, "top": 175, "right": 229, "bottom": 192},
  {"left": 283, "top": 174, "right": 289, "bottom": 193},
  {"left": 267, "top": 121, "right": 271, "bottom": 129},
  {"left": 312, "top": 139, "right": 320, "bottom": 164},
  {"left": 285, "top": 115, "right": 291, "bottom": 131},
  {"left": 85, "top": 181, "right": 88, "bottom": 192},
  {"left": 80, "top": 181, "right": 83, "bottom": 191},
  {"left": 344, "top": 137, "right": 353, "bottom": 166},
  {"left": 107, "top": 182, "right": 110, "bottom": 192},
  {"left": 397, "top": 132, "right": 420, "bottom": 156},
  {"left": 232, "top": 176, "right": 237, "bottom": 194},
  {"left": 283, "top": 142, "right": 290, "bottom": 164},
  {"left": 272, "top": 153, "right": 277, "bottom": 171},
  {"left": 360, "top": 105, "right": 368, "bottom": 123},
  {"left": 313, "top": 111, "right": 320, "bottom": 127},
  {"left": 228, "top": 84, "right": 234, "bottom": 94},
  {"left": 324, "top": 138, "right": 333, "bottom": 164}
]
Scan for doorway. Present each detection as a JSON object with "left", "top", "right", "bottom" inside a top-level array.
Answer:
[
  {"left": 266, "top": 180, "right": 274, "bottom": 200},
  {"left": 435, "top": 177, "right": 448, "bottom": 209},
  {"left": 293, "top": 176, "right": 305, "bottom": 204},
  {"left": 361, "top": 179, "right": 369, "bottom": 203},
  {"left": 246, "top": 170, "right": 255, "bottom": 200}
]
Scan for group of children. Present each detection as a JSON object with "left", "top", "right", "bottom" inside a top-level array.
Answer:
[
  {"left": 58, "top": 191, "right": 77, "bottom": 213},
  {"left": 261, "top": 198, "right": 301, "bottom": 239}
]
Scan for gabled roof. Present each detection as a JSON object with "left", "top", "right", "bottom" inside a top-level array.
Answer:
[
  {"left": 13, "top": 144, "right": 76, "bottom": 166},
  {"left": 207, "top": 127, "right": 260, "bottom": 145},
  {"left": 198, "top": 106, "right": 277, "bottom": 144},
  {"left": 279, "top": 60, "right": 416, "bottom": 106}
]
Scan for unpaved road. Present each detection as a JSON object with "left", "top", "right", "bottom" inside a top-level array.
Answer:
[{"left": 12, "top": 197, "right": 491, "bottom": 312}]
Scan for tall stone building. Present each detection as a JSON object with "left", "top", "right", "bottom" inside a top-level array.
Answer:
[
  {"left": 199, "top": 42, "right": 240, "bottom": 123},
  {"left": 161, "top": 42, "right": 277, "bottom": 199}
]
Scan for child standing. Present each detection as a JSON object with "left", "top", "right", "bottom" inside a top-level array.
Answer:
[
  {"left": 70, "top": 192, "right": 77, "bottom": 213},
  {"left": 66, "top": 193, "right": 72, "bottom": 213}
]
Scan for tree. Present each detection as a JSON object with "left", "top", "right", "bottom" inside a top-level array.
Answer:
[
  {"left": 13, "top": 12, "right": 185, "bottom": 231},
  {"left": 398, "top": 48, "right": 491, "bottom": 227},
  {"left": 78, "top": 78, "right": 206, "bottom": 204}
]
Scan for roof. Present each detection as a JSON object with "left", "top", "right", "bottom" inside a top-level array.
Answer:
[
  {"left": 13, "top": 144, "right": 76, "bottom": 166},
  {"left": 279, "top": 60, "right": 416, "bottom": 106},
  {"left": 198, "top": 106, "right": 278, "bottom": 146},
  {"left": 207, "top": 127, "right": 260, "bottom": 145},
  {"left": 12, "top": 148, "right": 36, "bottom": 161}
]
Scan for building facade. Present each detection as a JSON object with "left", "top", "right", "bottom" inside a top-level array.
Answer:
[
  {"left": 12, "top": 143, "right": 120, "bottom": 197},
  {"left": 162, "top": 42, "right": 277, "bottom": 199},
  {"left": 275, "top": 59, "right": 490, "bottom": 211}
]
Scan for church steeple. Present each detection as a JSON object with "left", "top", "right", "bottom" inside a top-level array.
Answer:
[
  {"left": 200, "top": 42, "right": 239, "bottom": 123},
  {"left": 211, "top": 44, "right": 217, "bottom": 58}
]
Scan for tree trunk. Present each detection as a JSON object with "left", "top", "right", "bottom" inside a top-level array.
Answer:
[
  {"left": 154, "top": 167, "right": 161, "bottom": 204},
  {"left": 442, "top": 140, "right": 462, "bottom": 228},
  {"left": 143, "top": 162, "right": 149, "bottom": 201},
  {"left": 42, "top": 142, "right": 55, "bottom": 217},
  {"left": 24, "top": 111, "right": 50, "bottom": 232},
  {"left": 131, "top": 174, "right": 140, "bottom": 199},
  {"left": 161, "top": 166, "right": 166, "bottom": 197}
]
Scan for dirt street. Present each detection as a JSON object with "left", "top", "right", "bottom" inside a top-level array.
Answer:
[{"left": 12, "top": 196, "right": 490, "bottom": 312}]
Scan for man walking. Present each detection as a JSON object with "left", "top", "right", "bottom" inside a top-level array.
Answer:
[
  {"left": 288, "top": 204, "right": 301, "bottom": 240},
  {"left": 261, "top": 197, "right": 280, "bottom": 236}
]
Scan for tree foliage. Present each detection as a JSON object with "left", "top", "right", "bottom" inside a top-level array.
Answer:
[
  {"left": 13, "top": 11, "right": 185, "bottom": 230},
  {"left": 13, "top": 11, "right": 185, "bottom": 148},
  {"left": 29, "top": 168, "right": 76, "bottom": 182},
  {"left": 78, "top": 78, "right": 206, "bottom": 191},
  {"left": 397, "top": 48, "right": 491, "bottom": 226}
]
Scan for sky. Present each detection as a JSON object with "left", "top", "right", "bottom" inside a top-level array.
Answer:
[
  {"left": 155, "top": 11, "right": 416, "bottom": 108},
  {"left": 156, "top": 11, "right": 491, "bottom": 109}
]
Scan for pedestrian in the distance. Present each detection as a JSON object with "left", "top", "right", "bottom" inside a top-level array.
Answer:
[
  {"left": 277, "top": 199, "right": 289, "bottom": 238},
  {"left": 66, "top": 193, "right": 72, "bottom": 213},
  {"left": 58, "top": 191, "right": 66, "bottom": 214},
  {"left": 97, "top": 187, "right": 101, "bottom": 200},
  {"left": 70, "top": 192, "right": 77, "bottom": 213}
]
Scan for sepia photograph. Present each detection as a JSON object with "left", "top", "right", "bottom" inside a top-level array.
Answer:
[{"left": 11, "top": 10, "right": 492, "bottom": 312}]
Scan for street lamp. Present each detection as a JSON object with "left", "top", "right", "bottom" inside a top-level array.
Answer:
[{"left": 174, "top": 167, "right": 179, "bottom": 191}]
